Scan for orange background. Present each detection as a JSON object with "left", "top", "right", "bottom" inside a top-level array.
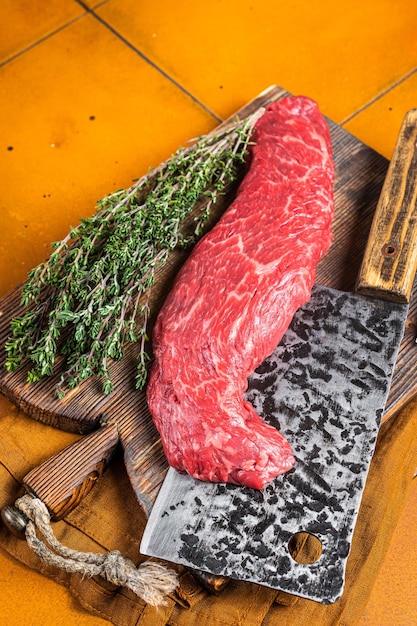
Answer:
[{"left": 1, "top": 1, "right": 417, "bottom": 623}]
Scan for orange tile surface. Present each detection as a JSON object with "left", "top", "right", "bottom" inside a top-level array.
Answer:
[
  {"left": 0, "top": 13, "right": 217, "bottom": 295},
  {"left": 343, "top": 69, "right": 417, "bottom": 159},
  {"left": 1, "top": 1, "right": 417, "bottom": 624},
  {"left": 0, "top": 0, "right": 83, "bottom": 62},
  {"left": 98, "top": 0, "right": 417, "bottom": 122}
]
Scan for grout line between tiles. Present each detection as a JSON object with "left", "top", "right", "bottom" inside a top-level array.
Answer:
[
  {"left": 340, "top": 67, "right": 417, "bottom": 125},
  {"left": 74, "top": 0, "right": 222, "bottom": 124},
  {"left": 0, "top": 13, "right": 86, "bottom": 68},
  {"left": 0, "top": 2, "right": 110, "bottom": 68},
  {"left": 90, "top": 0, "right": 111, "bottom": 9}
]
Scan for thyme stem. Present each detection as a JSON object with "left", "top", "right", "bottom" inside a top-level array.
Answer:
[{"left": 5, "top": 112, "right": 261, "bottom": 396}]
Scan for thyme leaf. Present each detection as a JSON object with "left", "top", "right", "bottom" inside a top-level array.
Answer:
[{"left": 5, "top": 112, "right": 261, "bottom": 396}]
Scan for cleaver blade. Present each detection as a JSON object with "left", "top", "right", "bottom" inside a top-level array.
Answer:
[{"left": 140, "top": 109, "right": 417, "bottom": 603}]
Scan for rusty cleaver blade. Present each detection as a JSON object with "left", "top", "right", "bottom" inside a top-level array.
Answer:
[{"left": 140, "top": 109, "right": 417, "bottom": 604}]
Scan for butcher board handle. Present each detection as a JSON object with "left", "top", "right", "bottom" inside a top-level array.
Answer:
[
  {"left": 356, "top": 108, "right": 417, "bottom": 303},
  {"left": 16, "top": 423, "right": 119, "bottom": 523}
]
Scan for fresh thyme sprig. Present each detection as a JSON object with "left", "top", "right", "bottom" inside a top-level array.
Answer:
[{"left": 5, "top": 112, "right": 261, "bottom": 397}]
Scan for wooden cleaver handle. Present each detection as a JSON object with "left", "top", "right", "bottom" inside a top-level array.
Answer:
[{"left": 356, "top": 108, "right": 417, "bottom": 303}]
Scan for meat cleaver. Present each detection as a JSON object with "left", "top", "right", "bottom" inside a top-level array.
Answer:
[{"left": 140, "top": 109, "right": 417, "bottom": 604}]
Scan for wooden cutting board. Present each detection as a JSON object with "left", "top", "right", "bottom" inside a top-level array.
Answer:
[{"left": 1, "top": 85, "right": 417, "bottom": 514}]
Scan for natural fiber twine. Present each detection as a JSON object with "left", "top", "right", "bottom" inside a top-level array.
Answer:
[{"left": 15, "top": 493, "right": 179, "bottom": 607}]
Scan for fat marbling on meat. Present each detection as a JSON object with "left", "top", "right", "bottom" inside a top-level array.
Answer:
[{"left": 146, "top": 96, "right": 335, "bottom": 489}]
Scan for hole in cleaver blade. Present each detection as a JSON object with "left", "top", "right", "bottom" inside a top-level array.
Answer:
[{"left": 141, "top": 284, "right": 407, "bottom": 604}]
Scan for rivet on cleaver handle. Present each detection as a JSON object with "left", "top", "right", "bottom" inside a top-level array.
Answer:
[{"left": 356, "top": 108, "right": 417, "bottom": 303}]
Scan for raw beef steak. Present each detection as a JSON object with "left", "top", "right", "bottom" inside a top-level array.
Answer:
[{"left": 147, "top": 96, "right": 335, "bottom": 489}]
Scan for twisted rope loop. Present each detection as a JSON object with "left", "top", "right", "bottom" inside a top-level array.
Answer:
[{"left": 16, "top": 493, "right": 178, "bottom": 607}]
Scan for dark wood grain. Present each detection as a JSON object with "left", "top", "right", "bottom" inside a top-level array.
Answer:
[
  {"left": 22, "top": 423, "right": 119, "bottom": 520},
  {"left": 0, "top": 85, "right": 417, "bottom": 518},
  {"left": 356, "top": 109, "right": 417, "bottom": 303}
]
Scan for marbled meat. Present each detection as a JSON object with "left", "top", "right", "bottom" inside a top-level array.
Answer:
[{"left": 147, "top": 96, "right": 335, "bottom": 489}]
